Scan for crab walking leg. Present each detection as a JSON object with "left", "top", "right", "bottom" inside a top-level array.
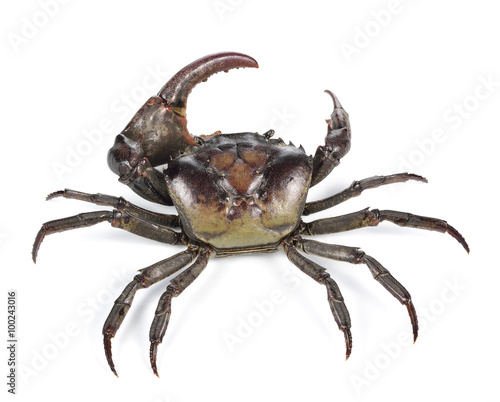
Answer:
[
  {"left": 32, "top": 210, "right": 181, "bottom": 262},
  {"left": 46, "top": 189, "right": 181, "bottom": 228},
  {"left": 303, "top": 173, "right": 427, "bottom": 215},
  {"left": 149, "top": 248, "right": 212, "bottom": 377},
  {"left": 295, "top": 238, "right": 419, "bottom": 342},
  {"left": 303, "top": 207, "right": 470, "bottom": 253},
  {"left": 282, "top": 242, "right": 352, "bottom": 359},
  {"left": 102, "top": 249, "right": 197, "bottom": 377}
]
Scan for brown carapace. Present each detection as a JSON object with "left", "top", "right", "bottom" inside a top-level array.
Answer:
[{"left": 32, "top": 52, "right": 469, "bottom": 377}]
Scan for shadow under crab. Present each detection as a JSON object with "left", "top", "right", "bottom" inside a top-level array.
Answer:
[{"left": 32, "top": 52, "right": 469, "bottom": 377}]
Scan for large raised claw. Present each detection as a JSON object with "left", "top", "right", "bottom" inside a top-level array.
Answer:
[{"left": 107, "top": 52, "right": 259, "bottom": 205}]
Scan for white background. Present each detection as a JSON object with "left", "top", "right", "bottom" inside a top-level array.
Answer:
[{"left": 1, "top": 0, "right": 499, "bottom": 401}]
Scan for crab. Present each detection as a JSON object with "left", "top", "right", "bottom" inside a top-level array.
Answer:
[{"left": 32, "top": 52, "right": 469, "bottom": 377}]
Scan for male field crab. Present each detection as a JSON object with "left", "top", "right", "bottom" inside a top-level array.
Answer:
[{"left": 33, "top": 52, "right": 469, "bottom": 377}]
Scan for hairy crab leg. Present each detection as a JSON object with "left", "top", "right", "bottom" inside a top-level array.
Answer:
[
  {"left": 32, "top": 209, "right": 181, "bottom": 263},
  {"left": 102, "top": 249, "right": 197, "bottom": 376},
  {"left": 46, "top": 189, "right": 180, "bottom": 228},
  {"left": 295, "top": 238, "right": 419, "bottom": 342},
  {"left": 282, "top": 241, "right": 352, "bottom": 359},
  {"left": 302, "top": 207, "right": 469, "bottom": 253},
  {"left": 303, "top": 173, "right": 427, "bottom": 215},
  {"left": 149, "top": 248, "right": 212, "bottom": 377}
]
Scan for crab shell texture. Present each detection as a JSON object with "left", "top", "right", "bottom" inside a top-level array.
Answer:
[{"left": 166, "top": 133, "right": 312, "bottom": 255}]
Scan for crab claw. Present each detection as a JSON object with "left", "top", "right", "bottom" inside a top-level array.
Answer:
[
  {"left": 158, "top": 52, "right": 259, "bottom": 118},
  {"left": 107, "top": 52, "right": 259, "bottom": 204},
  {"left": 310, "top": 90, "right": 352, "bottom": 187},
  {"left": 324, "top": 89, "right": 350, "bottom": 133}
]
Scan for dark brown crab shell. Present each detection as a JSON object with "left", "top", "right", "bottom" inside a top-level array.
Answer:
[
  {"left": 165, "top": 132, "right": 313, "bottom": 255},
  {"left": 32, "top": 52, "right": 470, "bottom": 377}
]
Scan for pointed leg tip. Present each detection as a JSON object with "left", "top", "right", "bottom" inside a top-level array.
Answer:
[
  {"left": 108, "top": 362, "right": 118, "bottom": 377},
  {"left": 46, "top": 190, "right": 64, "bottom": 201},
  {"left": 104, "top": 333, "right": 118, "bottom": 377},
  {"left": 411, "top": 174, "right": 428, "bottom": 183},
  {"left": 32, "top": 227, "right": 47, "bottom": 264},
  {"left": 31, "top": 244, "right": 40, "bottom": 264},
  {"left": 342, "top": 328, "right": 352, "bottom": 361},
  {"left": 405, "top": 301, "right": 419, "bottom": 345},
  {"left": 457, "top": 234, "right": 470, "bottom": 254},
  {"left": 150, "top": 341, "right": 161, "bottom": 377},
  {"left": 446, "top": 224, "right": 470, "bottom": 253}
]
